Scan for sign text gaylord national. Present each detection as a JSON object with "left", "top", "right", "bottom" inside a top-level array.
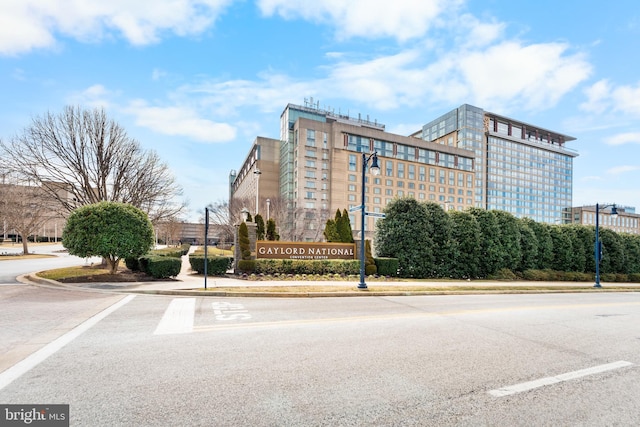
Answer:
[{"left": 256, "top": 241, "right": 356, "bottom": 260}]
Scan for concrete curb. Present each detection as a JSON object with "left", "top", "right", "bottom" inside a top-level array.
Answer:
[{"left": 18, "top": 273, "right": 640, "bottom": 298}]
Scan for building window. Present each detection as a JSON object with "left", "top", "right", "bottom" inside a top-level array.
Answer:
[
  {"left": 306, "top": 181, "right": 316, "bottom": 188},
  {"left": 306, "top": 160, "right": 316, "bottom": 168},
  {"left": 348, "top": 184, "right": 356, "bottom": 192},
  {"left": 306, "top": 191, "right": 315, "bottom": 199},
  {"left": 305, "top": 170, "right": 316, "bottom": 178},
  {"left": 349, "top": 154, "right": 357, "bottom": 171},
  {"left": 397, "top": 163, "right": 405, "bottom": 178},
  {"left": 348, "top": 174, "right": 357, "bottom": 182},
  {"left": 386, "top": 160, "right": 393, "bottom": 177},
  {"left": 306, "top": 129, "right": 315, "bottom": 147},
  {"left": 408, "top": 164, "right": 415, "bottom": 180}
]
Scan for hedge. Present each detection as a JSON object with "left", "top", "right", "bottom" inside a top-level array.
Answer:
[
  {"left": 139, "top": 255, "right": 182, "bottom": 279},
  {"left": 374, "top": 258, "right": 399, "bottom": 277},
  {"left": 189, "top": 254, "right": 233, "bottom": 275},
  {"left": 255, "top": 259, "right": 359, "bottom": 275}
]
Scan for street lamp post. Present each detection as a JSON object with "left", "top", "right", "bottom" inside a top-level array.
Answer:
[
  {"left": 358, "top": 151, "right": 380, "bottom": 290},
  {"left": 594, "top": 203, "right": 618, "bottom": 288},
  {"left": 266, "top": 198, "right": 270, "bottom": 221},
  {"left": 254, "top": 168, "right": 262, "bottom": 215}
]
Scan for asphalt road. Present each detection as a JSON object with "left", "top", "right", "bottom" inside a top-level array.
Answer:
[
  {"left": 1, "top": 289, "right": 639, "bottom": 426},
  {"left": 0, "top": 244, "right": 101, "bottom": 284}
]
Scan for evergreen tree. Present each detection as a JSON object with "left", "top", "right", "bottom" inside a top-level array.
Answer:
[
  {"left": 338, "top": 208, "right": 355, "bottom": 243},
  {"left": 374, "top": 197, "right": 434, "bottom": 278},
  {"left": 449, "top": 210, "right": 482, "bottom": 279},
  {"left": 422, "top": 202, "right": 453, "bottom": 278},
  {"left": 490, "top": 210, "right": 522, "bottom": 271},
  {"left": 323, "top": 219, "right": 340, "bottom": 242},
  {"left": 239, "top": 222, "right": 251, "bottom": 260},
  {"left": 599, "top": 228, "right": 625, "bottom": 274},
  {"left": 364, "top": 239, "right": 377, "bottom": 275},
  {"left": 549, "top": 225, "right": 573, "bottom": 272},
  {"left": 516, "top": 218, "right": 538, "bottom": 271},
  {"left": 523, "top": 219, "right": 554, "bottom": 270},
  {"left": 466, "top": 207, "right": 502, "bottom": 277},
  {"left": 255, "top": 214, "right": 265, "bottom": 240},
  {"left": 266, "top": 218, "right": 279, "bottom": 241}
]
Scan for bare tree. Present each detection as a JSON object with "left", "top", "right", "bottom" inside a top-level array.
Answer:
[
  {"left": 156, "top": 216, "right": 184, "bottom": 245},
  {"left": 204, "top": 198, "right": 251, "bottom": 245},
  {"left": 0, "top": 180, "right": 50, "bottom": 254},
  {"left": 0, "top": 106, "right": 186, "bottom": 223}
]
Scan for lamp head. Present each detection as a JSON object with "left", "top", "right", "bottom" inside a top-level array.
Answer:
[
  {"left": 369, "top": 153, "right": 380, "bottom": 176},
  {"left": 610, "top": 205, "right": 618, "bottom": 219},
  {"left": 241, "top": 207, "right": 249, "bottom": 222}
]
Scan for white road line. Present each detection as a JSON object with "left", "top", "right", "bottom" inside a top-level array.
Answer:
[
  {"left": 0, "top": 294, "right": 136, "bottom": 391},
  {"left": 489, "top": 360, "right": 634, "bottom": 397},
  {"left": 153, "top": 298, "right": 195, "bottom": 335}
]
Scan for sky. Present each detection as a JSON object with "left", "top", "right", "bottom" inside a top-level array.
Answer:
[{"left": 1, "top": 0, "right": 640, "bottom": 222}]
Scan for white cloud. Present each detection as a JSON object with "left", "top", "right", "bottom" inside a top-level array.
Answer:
[
  {"left": 0, "top": 0, "right": 233, "bottom": 55},
  {"left": 607, "top": 165, "right": 640, "bottom": 175},
  {"left": 457, "top": 42, "right": 591, "bottom": 112},
  {"left": 257, "top": 0, "right": 462, "bottom": 41},
  {"left": 125, "top": 100, "right": 237, "bottom": 143},
  {"left": 604, "top": 132, "right": 640, "bottom": 146},
  {"left": 581, "top": 80, "right": 640, "bottom": 117},
  {"left": 67, "top": 84, "right": 117, "bottom": 109}
]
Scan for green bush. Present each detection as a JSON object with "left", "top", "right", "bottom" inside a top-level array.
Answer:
[
  {"left": 125, "top": 257, "right": 140, "bottom": 272},
  {"left": 489, "top": 268, "right": 517, "bottom": 281},
  {"left": 188, "top": 255, "right": 232, "bottom": 275},
  {"left": 238, "top": 259, "right": 256, "bottom": 273},
  {"left": 374, "top": 258, "right": 399, "bottom": 276},
  {"left": 629, "top": 273, "right": 640, "bottom": 283},
  {"left": 254, "top": 259, "right": 359, "bottom": 275},
  {"left": 151, "top": 247, "right": 184, "bottom": 258},
  {"left": 140, "top": 255, "right": 181, "bottom": 279}
]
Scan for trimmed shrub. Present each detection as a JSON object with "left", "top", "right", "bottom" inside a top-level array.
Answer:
[
  {"left": 375, "top": 258, "right": 399, "bottom": 277},
  {"left": 140, "top": 255, "right": 181, "bottom": 279},
  {"left": 125, "top": 257, "right": 140, "bottom": 272},
  {"left": 629, "top": 273, "right": 640, "bottom": 283},
  {"left": 254, "top": 259, "right": 359, "bottom": 275},
  {"left": 238, "top": 259, "right": 256, "bottom": 273},
  {"left": 489, "top": 268, "right": 517, "bottom": 281},
  {"left": 151, "top": 247, "right": 184, "bottom": 258},
  {"left": 188, "top": 255, "right": 232, "bottom": 275}
]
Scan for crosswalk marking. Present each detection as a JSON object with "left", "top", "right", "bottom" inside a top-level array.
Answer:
[{"left": 153, "top": 298, "right": 195, "bottom": 335}]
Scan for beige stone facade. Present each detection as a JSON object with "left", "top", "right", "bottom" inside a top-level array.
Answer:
[
  {"left": 569, "top": 206, "right": 640, "bottom": 234},
  {"left": 230, "top": 103, "right": 476, "bottom": 242}
]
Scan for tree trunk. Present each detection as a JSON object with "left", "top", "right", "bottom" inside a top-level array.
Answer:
[
  {"left": 21, "top": 236, "right": 29, "bottom": 255},
  {"left": 106, "top": 257, "right": 120, "bottom": 274}
]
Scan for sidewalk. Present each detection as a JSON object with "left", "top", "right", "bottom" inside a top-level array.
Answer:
[{"left": 15, "top": 244, "right": 640, "bottom": 297}]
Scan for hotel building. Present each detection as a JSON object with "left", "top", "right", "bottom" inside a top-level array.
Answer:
[
  {"left": 569, "top": 205, "right": 640, "bottom": 234},
  {"left": 230, "top": 101, "right": 578, "bottom": 241}
]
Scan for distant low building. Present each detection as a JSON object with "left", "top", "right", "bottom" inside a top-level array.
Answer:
[{"left": 569, "top": 205, "right": 640, "bottom": 234}]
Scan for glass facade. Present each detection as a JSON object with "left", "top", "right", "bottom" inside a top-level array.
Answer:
[{"left": 420, "top": 104, "right": 577, "bottom": 223}]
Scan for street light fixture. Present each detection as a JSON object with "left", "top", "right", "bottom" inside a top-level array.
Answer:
[
  {"left": 266, "top": 198, "right": 270, "bottom": 221},
  {"left": 358, "top": 151, "right": 380, "bottom": 290},
  {"left": 594, "top": 203, "right": 618, "bottom": 288},
  {"left": 254, "top": 168, "right": 262, "bottom": 216},
  {"left": 241, "top": 207, "right": 250, "bottom": 223}
]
